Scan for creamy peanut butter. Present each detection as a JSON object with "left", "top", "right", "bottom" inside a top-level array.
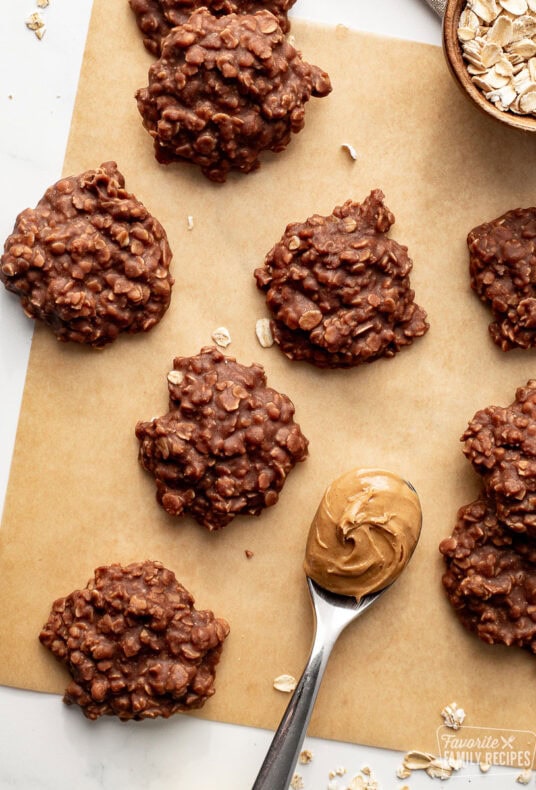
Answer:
[{"left": 304, "top": 468, "right": 421, "bottom": 599}]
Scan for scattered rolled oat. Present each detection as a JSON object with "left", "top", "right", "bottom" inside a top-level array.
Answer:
[
  {"left": 290, "top": 773, "right": 304, "bottom": 790},
  {"left": 25, "top": 11, "right": 43, "bottom": 28},
  {"left": 396, "top": 765, "right": 411, "bottom": 779},
  {"left": 427, "top": 760, "right": 456, "bottom": 779},
  {"left": 255, "top": 318, "right": 274, "bottom": 348},
  {"left": 441, "top": 701, "right": 466, "bottom": 729},
  {"left": 211, "top": 326, "right": 232, "bottom": 348},
  {"left": 402, "top": 750, "right": 439, "bottom": 771},
  {"left": 273, "top": 673, "right": 297, "bottom": 692},
  {"left": 329, "top": 767, "right": 346, "bottom": 778},
  {"left": 346, "top": 770, "right": 379, "bottom": 790},
  {"left": 402, "top": 749, "right": 461, "bottom": 780},
  {"left": 448, "top": 757, "right": 464, "bottom": 771},
  {"left": 37, "top": 0, "right": 49, "bottom": 7},
  {"left": 299, "top": 749, "right": 313, "bottom": 764},
  {"left": 479, "top": 760, "right": 491, "bottom": 772},
  {"left": 516, "top": 769, "right": 533, "bottom": 784},
  {"left": 25, "top": 11, "right": 45, "bottom": 39},
  {"left": 341, "top": 143, "right": 358, "bottom": 161},
  {"left": 458, "top": 0, "right": 536, "bottom": 115},
  {"left": 186, "top": 215, "right": 194, "bottom": 231}
]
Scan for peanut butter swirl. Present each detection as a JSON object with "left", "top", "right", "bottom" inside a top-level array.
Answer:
[{"left": 304, "top": 468, "right": 422, "bottom": 599}]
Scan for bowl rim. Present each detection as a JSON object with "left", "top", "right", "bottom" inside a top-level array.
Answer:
[{"left": 442, "top": 0, "right": 536, "bottom": 133}]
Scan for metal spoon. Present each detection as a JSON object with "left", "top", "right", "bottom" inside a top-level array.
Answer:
[
  {"left": 424, "top": 0, "right": 446, "bottom": 15},
  {"left": 251, "top": 578, "right": 389, "bottom": 790}
]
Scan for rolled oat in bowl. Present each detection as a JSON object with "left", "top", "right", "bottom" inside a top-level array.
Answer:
[{"left": 457, "top": 0, "right": 536, "bottom": 118}]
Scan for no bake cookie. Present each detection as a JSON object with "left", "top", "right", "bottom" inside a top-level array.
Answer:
[
  {"left": 135, "top": 347, "right": 309, "bottom": 529},
  {"left": 254, "top": 190, "right": 429, "bottom": 367},
  {"left": 135, "top": 9, "right": 331, "bottom": 182},
  {"left": 440, "top": 498, "right": 536, "bottom": 653},
  {"left": 462, "top": 380, "right": 536, "bottom": 535},
  {"left": 468, "top": 206, "right": 536, "bottom": 351},
  {"left": 0, "top": 162, "right": 173, "bottom": 347},
  {"left": 39, "top": 560, "right": 230, "bottom": 720},
  {"left": 129, "top": 0, "right": 297, "bottom": 55}
]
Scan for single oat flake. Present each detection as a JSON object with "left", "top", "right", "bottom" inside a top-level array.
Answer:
[
  {"left": 290, "top": 773, "right": 304, "bottom": 790},
  {"left": 255, "top": 318, "right": 274, "bottom": 348},
  {"left": 186, "top": 215, "right": 194, "bottom": 231},
  {"left": 299, "top": 749, "right": 313, "bottom": 764},
  {"left": 37, "top": 0, "right": 50, "bottom": 7},
  {"left": 441, "top": 701, "right": 466, "bottom": 729},
  {"left": 273, "top": 673, "right": 297, "bottom": 692},
  {"left": 167, "top": 370, "right": 184, "bottom": 386},
  {"left": 341, "top": 142, "right": 358, "bottom": 161},
  {"left": 516, "top": 769, "right": 533, "bottom": 784},
  {"left": 25, "top": 11, "right": 45, "bottom": 39},
  {"left": 211, "top": 326, "right": 232, "bottom": 348}
]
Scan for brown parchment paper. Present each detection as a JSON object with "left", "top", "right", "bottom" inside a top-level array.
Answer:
[{"left": 2, "top": 0, "right": 536, "bottom": 758}]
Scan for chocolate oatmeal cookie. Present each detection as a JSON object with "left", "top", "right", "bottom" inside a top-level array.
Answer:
[
  {"left": 0, "top": 162, "right": 173, "bottom": 347},
  {"left": 135, "top": 9, "right": 331, "bottom": 182},
  {"left": 462, "top": 380, "right": 536, "bottom": 535},
  {"left": 468, "top": 206, "right": 536, "bottom": 351},
  {"left": 440, "top": 498, "right": 536, "bottom": 653},
  {"left": 135, "top": 347, "right": 309, "bottom": 529},
  {"left": 254, "top": 190, "right": 429, "bottom": 368},
  {"left": 129, "top": 0, "right": 297, "bottom": 55},
  {"left": 39, "top": 561, "right": 230, "bottom": 720}
]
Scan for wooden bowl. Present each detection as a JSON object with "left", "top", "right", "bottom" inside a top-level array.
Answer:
[{"left": 442, "top": 0, "right": 536, "bottom": 132}]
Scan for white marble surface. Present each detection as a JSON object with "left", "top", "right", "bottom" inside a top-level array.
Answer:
[{"left": 0, "top": 1, "right": 524, "bottom": 788}]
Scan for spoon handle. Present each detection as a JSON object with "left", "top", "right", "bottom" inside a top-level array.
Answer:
[
  {"left": 423, "top": 0, "right": 446, "bottom": 17},
  {"left": 251, "top": 629, "right": 335, "bottom": 790}
]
